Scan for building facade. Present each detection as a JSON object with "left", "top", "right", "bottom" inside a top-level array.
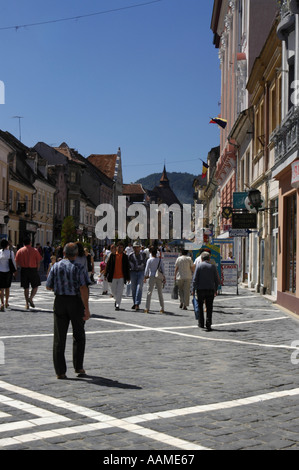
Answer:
[
  {"left": 0, "top": 137, "right": 12, "bottom": 239},
  {"left": 246, "top": 19, "right": 282, "bottom": 296},
  {"left": 272, "top": 0, "right": 299, "bottom": 313},
  {"left": 211, "top": 0, "right": 278, "bottom": 237},
  {"left": 210, "top": 0, "right": 279, "bottom": 283}
]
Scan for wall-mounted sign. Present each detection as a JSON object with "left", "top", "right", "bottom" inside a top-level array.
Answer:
[
  {"left": 291, "top": 160, "right": 299, "bottom": 188},
  {"left": 233, "top": 192, "right": 248, "bottom": 209},
  {"left": 17, "top": 202, "right": 26, "bottom": 213},
  {"left": 229, "top": 228, "right": 250, "bottom": 237},
  {"left": 222, "top": 207, "right": 233, "bottom": 219},
  {"left": 232, "top": 213, "right": 257, "bottom": 229}
]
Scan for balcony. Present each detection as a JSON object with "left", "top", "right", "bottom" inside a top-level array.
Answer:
[{"left": 272, "top": 107, "right": 299, "bottom": 165}]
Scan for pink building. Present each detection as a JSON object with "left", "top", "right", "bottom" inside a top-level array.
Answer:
[{"left": 211, "top": 0, "right": 278, "bottom": 235}]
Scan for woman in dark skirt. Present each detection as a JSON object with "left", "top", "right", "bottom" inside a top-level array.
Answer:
[{"left": 0, "top": 239, "right": 16, "bottom": 311}]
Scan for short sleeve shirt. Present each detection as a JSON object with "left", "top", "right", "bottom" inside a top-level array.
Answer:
[
  {"left": 175, "top": 255, "right": 194, "bottom": 280},
  {"left": 15, "top": 245, "right": 42, "bottom": 268},
  {"left": 46, "top": 259, "right": 90, "bottom": 295}
]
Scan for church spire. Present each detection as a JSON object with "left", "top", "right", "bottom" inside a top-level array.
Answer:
[{"left": 159, "top": 164, "right": 169, "bottom": 187}]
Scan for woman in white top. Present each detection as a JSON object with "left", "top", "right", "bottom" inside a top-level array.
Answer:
[
  {"left": 0, "top": 239, "right": 17, "bottom": 311},
  {"left": 144, "top": 247, "right": 166, "bottom": 313}
]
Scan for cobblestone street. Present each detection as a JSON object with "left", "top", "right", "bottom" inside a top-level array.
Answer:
[{"left": 0, "top": 271, "right": 299, "bottom": 452}]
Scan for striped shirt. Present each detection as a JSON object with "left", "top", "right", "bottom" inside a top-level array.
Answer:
[{"left": 46, "top": 259, "right": 90, "bottom": 296}]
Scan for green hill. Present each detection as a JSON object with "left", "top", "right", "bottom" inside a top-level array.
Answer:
[{"left": 136, "top": 172, "right": 196, "bottom": 205}]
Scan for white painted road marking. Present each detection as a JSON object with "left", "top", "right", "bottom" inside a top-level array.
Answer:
[{"left": 1, "top": 380, "right": 299, "bottom": 449}]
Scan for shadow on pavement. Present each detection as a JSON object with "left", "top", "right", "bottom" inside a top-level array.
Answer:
[{"left": 68, "top": 375, "right": 142, "bottom": 389}]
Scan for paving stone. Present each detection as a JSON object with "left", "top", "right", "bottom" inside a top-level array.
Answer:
[{"left": 0, "top": 275, "right": 299, "bottom": 450}]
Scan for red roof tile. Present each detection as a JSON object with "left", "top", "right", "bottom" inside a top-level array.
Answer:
[{"left": 87, "top": 154, "right": 118, "bottom": 180}]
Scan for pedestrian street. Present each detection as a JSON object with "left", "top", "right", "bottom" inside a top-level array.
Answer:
[{"left": 0, "top": 278, "right": 299, "bottom": 450}]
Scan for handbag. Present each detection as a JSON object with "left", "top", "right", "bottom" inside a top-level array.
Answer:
[
  {"left": 9, "top": 251, "right": 17, "bottom": 275},
  {"left": 155, "top": 259, "right": 164, "bottom": 281},
  {"left": 192, "top": 295, "right": 199, "bottom": 320},
  {"left": 171, "top": 283, "right": 178, "bottom": 299}
]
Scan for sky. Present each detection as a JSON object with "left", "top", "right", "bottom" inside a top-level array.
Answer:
[{"left": 0, "top": 0, "right": 221, "bottom": 184}]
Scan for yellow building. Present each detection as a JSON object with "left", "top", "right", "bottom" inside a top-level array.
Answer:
[
  {"left": 246, "top": 19, "right": 282, "bottom": 296},
  {"left": 0, "top": 137, "right": 12, "bottom": 239},
  {"left": 0, "top": 131, "right": 55, "bottom": 248}
]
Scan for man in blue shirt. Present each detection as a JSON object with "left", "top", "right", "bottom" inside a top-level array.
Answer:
[
  {"left": 46, "top": 243, "right": 91, "bottom": 379},
  {"left": 193, "top": 251, "right": 220, "bottom": 331}
]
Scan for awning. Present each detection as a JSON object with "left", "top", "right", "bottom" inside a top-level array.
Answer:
[{"left": 215, "top": 232, "right": 231, "bottom": 240}]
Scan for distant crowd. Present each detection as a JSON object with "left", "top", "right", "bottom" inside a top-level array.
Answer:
[{"left": 0, "top": 238, "right": 220, "bottom": 378}]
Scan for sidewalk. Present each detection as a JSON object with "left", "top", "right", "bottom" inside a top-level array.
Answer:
[{"left": 0, "top": 280, "right": 299, "bottom": 450}]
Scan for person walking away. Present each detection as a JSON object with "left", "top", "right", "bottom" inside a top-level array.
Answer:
[
  {"left": 46, "top": 242, "right": 91, "bottom": 379},
  {"left": 174, "top": 249, "right": 194, "bottom": 310},
  {"left": 105, "top": 241, "right": 130, "bottom": 310},
  {"left": 84, "top": 247, "right": 95, "bottom": 283},
  {"left": 98, "top": 259, "right": 108, "bottom": 294},
  {"left": 35, "top": 243, "right": 43, "bottom": 258},
  {"left": 105, "top": 244, "right": 116, "bottom": 297},
  {"left": 75, "top": 242, "right": 88, "bottom": 273},
  {"left": 144, "top": 248, "right": 166, "bottom": 314},
  {"left": 128, "top": 241, "right": 147, "bottom": 311},
  {"left": 15, "top": 237, "right": 43, "bottom": 309},
  {"left": 43, "top": 242, "right": 53, "bottom": 272},
  {"left": 0, "top": 239, "right": 17, "bottom": 311},
  {"left": 192, "top": 251, "right": 220, "bottom": 331}
]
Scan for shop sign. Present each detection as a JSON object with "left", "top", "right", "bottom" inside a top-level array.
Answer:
[
  {"left": 232, "top": 213, "right": 257, "bottom": 229},
  {"left": 221, "top": 263, "right": 239, "bottom": 294},
  {"left": 222, "top": 207, "right": 233, "bottom": 219},
  {"left": 229, "top": 228, "right": 250, "bottom": 237},
  {"left": 291, "top": 160, "right": 299, "bottom": 188},
  {"left": 233, "top": 192, "right": 248, "bottom": 209},
  {"left": 26, "top": 222, "right": 37, "bottom": 232}
]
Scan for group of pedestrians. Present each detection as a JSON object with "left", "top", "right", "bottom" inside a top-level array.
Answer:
[
  {"left": 97, "top": 243, "right": 220, "bottom": 328},
  {"left": 101, "top": 241, "right": 166, "bottom": 313},
  {"left": 0, "top": 237, "right": 220, "bottom": 379},
  {"left": 0, "top": 237, "right": 42, "bottom": 311}
]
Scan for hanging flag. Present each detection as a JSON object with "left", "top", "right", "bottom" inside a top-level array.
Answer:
[
  {"left": 202, "top": 162, "right": 209, "bottom": 178},
  {"left": 209, "top": 117, "right": 228, "bottom": 129}
]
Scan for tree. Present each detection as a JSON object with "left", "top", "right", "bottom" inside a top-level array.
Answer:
[{"left": 61, "top": 216, "right": 77, "bottom": 246}]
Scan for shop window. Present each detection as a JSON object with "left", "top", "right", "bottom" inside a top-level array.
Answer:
[{"left": 285, "top": 193, "right": 297, "bottom": 294}]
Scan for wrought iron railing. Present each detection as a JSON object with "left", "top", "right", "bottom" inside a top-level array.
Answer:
[{"left": 273, "top": 107, "right": 299, "bottom": 163}]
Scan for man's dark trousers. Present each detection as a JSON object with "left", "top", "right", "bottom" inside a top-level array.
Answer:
[
  {"left": 196, "top": 289, "right": 215, "bottom": 329},
  {"left": 53, "top": 295, "right": 86, "bottom": 376}
]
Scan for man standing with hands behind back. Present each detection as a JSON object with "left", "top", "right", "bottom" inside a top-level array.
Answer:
[{"left": 46, "top": 243, "right": 91, "bottom": 379}]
